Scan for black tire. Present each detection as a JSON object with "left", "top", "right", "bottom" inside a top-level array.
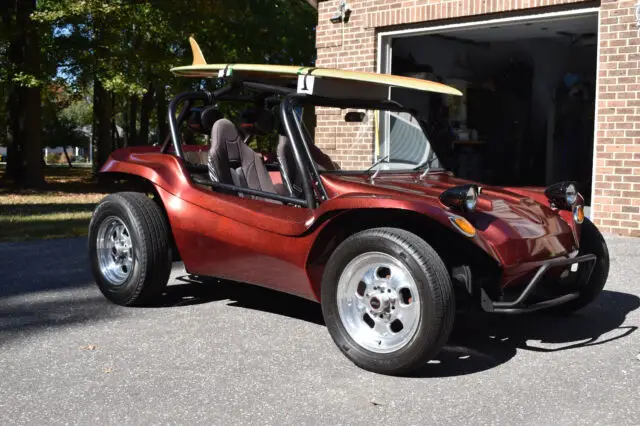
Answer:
[
  {"left": 321, "top": 227, "right": 455, "bottom": 376},
  {"left": 88, "top": 192, "right": 172, "bottom": 306},
  {"left": 551, "top": 218, "right": 610, "bottom": 314}
]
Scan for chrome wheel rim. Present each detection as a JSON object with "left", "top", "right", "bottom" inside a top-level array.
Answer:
[
  {"left": 336, "top": 252, "right": 421, "bottom": 353},
  {"left": 96, "top": 216, "right": 134, "bottom": 286}
]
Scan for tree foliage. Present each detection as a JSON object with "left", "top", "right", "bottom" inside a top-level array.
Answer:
[{"left": 1, "top": 0, "right": 317, "bottom": 184}]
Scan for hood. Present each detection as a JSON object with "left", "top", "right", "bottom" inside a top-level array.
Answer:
[
  {"left": 322, "top": 172, "right": 578, "bottom": 266},
  {"left": 323, "top": 171, "right": 534, "bottom": 210}
]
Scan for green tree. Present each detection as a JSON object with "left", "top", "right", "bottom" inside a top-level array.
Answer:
[
  {"left": 42, "top": 84, "right": 92, "bottom": 167},
  {"left": 13, "top": 0, "right": 318, "bottom": 178}
]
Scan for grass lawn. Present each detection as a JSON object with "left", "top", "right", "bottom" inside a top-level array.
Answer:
[{"left": 0, "top": 165, "right": 107, "bottom": 242}]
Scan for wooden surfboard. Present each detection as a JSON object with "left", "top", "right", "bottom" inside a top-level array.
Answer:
[{"left": 171, "top": 38, "right": 462, "bottom": 97}]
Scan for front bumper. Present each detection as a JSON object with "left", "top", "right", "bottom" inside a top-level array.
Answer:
[{"left": 480, "top": 254, "right": 597, "bottom": 314}]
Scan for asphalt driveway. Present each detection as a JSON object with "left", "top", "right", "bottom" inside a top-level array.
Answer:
[{"left": 0, "top": 235, "right": 638, "bottom": 425}]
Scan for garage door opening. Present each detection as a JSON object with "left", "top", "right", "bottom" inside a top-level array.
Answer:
[{"left": 384, "top": 12, "right": 598, "bottom": 205}]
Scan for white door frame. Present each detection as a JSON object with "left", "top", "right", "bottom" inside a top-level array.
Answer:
[{"left": 376, "top": 6, "right": 600, "bottom": 211}]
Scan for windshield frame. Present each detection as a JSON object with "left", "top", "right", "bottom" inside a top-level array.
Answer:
[{"left": 288, "top": 94, "right": 443, "bottom": 175}]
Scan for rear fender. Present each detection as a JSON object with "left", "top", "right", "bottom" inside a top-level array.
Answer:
[
  {"left": 100, "top": 150, "right": 191, "bottom": 193},
  {"left": 99, "top": 151, "right": 188, "bottom": 261}
]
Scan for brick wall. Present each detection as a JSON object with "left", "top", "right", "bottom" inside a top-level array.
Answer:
[
  {"left": 316, "top": 0, "right": 640, "bottom": 236},
  {"left": 315, "top": 107, "right": 374, "bottom": 170},
  {"left": 317, "top": 0, "right": 592, "bottom": 70},
  {"left": 592, "top": 0, "right": 640, "bottom": 236},
  {"left": 315, "top": 1, "right": 377, "bottom": 168}
]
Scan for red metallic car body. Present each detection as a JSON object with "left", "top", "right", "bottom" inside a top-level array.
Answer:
[{"left": 101, "top": 144, "right": 584, "bottom": 302}]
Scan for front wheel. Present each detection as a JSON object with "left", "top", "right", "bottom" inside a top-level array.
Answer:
[
  {"left": 552, "top": 218, "right": 610, "bottom": 314},
  {"left": 321, "top": 228, "right": 455, "bottom": 376},
  {"left": 88, "top": 192, "right": 172, "bottom": 306}
]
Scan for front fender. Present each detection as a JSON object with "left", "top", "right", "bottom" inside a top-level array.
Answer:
[{"left": 312, "top": 193, "right": 501, "bottom": 262}]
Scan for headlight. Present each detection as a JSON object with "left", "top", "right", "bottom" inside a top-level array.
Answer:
[
  {"left": 565, "top": 183, "right": 577, "bottom": 206},
  {"left": 465, "top": 186, "right": 478, "bottom": 211},
  {"left": 545, "top": 181, "right": 579, "bottom": 210},
  {"left": 440, "top": 184, "right": 479, "bottom": 212}
]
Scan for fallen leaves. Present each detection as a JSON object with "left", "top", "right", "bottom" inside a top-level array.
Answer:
[{"left": 79, "top": 344, "right": 97, "bottom": 350}]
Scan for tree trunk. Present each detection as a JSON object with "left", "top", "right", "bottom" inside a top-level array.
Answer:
[
  {"left": 111, "top": 92, "right": 119, "bottom": 148},
  {"left": 2, "top": 0, "right": 44, "bottom": 187},
  {"left": 5, "top": 91, "right": 24, "bottom": 184},
  {"left": 62, "top": 146, "right": 73, "bottom": 168},
  {"left": 156, "top": 83, "right": 167, "bottom": 146},
  {"left": 91, "top": 19, "right": 114, "bottom": 175},
  {"left": 3, "top": 0, "right": 24, "bottom": 184},
  {"left": 0, "top": 2, "right": 15, "bottom": 182},
  {"left": 92, "top": 78, "right": 113, "bottom": 174},
  {"left": 21, "top": 0, "right": 44, "bottom": 187},
  {"left": 127, "top": 95, "right": 138, "bottom": 146},
  {"left": 137, "top": 83, "right": 155, "bottom": 146}
]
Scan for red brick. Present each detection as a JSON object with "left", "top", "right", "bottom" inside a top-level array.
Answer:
[
  {"left": 612, "top": 213, "right": 630, "bottom": 220},
  {"left": 620, "top": 221, "right": 638, "bottom": 229}
]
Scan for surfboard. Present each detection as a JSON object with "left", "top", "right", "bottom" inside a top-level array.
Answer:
[{"left": 170, "top": 38, "right": 462, "bottom": 97}]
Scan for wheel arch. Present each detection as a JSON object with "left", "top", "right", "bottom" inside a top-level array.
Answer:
[
  {"left": 99, "top": 171, "right": 182, "bottom": 262},
  {"left": 305, "top": 208, "right": 502, "bottom": 302}
]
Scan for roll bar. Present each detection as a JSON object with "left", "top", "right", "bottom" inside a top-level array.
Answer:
[{"left": 165, "top": 83, "right": 318, "bottom": 208}]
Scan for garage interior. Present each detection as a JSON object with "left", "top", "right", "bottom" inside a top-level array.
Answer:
[{"left": 389, "top": 13, "right": 598, "bottom": 204}]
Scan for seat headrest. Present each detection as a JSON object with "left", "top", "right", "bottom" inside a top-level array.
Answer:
[
  {"left": 239, "top": 108, "right": 274, "bottom": 135},
  {"left": 210, "top": 118, "right": 243, "bottom": 165},
  {"left": 188, "top": 106, "right": 224, "bottom": 134}
]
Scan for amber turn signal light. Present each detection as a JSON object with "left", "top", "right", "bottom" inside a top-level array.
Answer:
[
  {"left": 449, "top": 215, "right": 477, "bottom": 237},
  {"left": 573, "top": 205, "right": 585, "bottom": 224}
]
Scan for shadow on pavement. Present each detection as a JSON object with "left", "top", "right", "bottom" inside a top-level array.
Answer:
[
  {"left": 0, "top": 238, "right": 93, "bottom": 299},
  {"left": 413, "top": 289, "right": 638, "bottom": 377},
  {"left": 153, "top": 275, "right": 325, "bottom": 325},
  {"left": 157, "top": 276, "right": 639, "bottom": 378},
  {"left": 0, "top": 238, "right": 122, "bottom": 343},
  {"left": 0, "top": 293, "right": 122, "bottom": 340}
]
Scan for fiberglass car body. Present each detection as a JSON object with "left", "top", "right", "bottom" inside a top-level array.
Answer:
[{"left": 88, "top": 38, "right": 609, "bottom": 375}]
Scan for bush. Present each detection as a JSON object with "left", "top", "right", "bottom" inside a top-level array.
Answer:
[
  {"left": 46, "top": 152, "right": 81, "bottom": 165},
  {"left": 45, "top": 153, "right": 62, "bottom": 164}
]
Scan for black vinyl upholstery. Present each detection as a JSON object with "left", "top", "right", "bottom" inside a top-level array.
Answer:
[
  {"left": 188, "top": 106, "right": 224, "bottom": 135},
  {"left": 276, "top": 135, "right": 299, "bottom": 197},
  {"left": 208, "top": 119, "right": 277, "bottom": 195}
]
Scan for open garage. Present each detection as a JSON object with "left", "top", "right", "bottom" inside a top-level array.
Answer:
[{"left": 387, "top": 12, "right": 598, "bottom": 205}]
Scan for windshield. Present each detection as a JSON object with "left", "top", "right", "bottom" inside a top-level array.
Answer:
[{"left": 296, "top": 105, "right": 441, "bottom": 172}]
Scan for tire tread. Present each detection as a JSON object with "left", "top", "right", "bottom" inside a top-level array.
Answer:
[
  {"left": 321, "top": 226, "right": 455, "bottom": 375},
  {"left": 89, "top": 191, "right": 171, "bottom": 306}
]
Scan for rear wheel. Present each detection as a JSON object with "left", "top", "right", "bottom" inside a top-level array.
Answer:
[
  {"left": 89, "top": 192, "right": 171, "bottom": 306},
  {"left": 321, "top": 228, "right": 455, "bottom": 375},
  {"left": 552, "top": 218, "right": 610, "bottom": 314}
]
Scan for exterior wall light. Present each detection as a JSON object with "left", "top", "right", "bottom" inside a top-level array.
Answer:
[{"left": 330, "top": 0, "right": 351, "bottom": 24}]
